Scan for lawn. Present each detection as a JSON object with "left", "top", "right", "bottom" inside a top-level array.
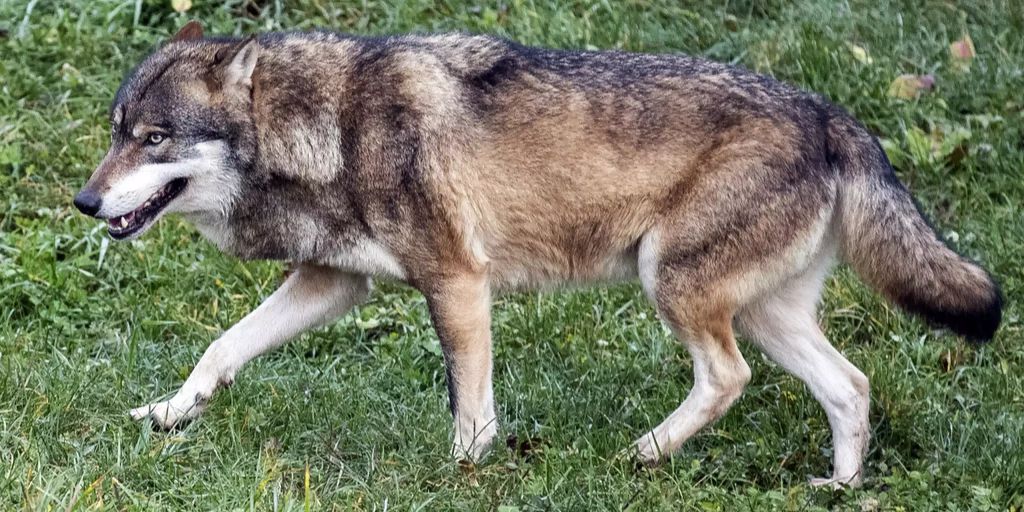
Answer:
[{"left": 1, "top": 0, "right": 1022, "bottom": 510}]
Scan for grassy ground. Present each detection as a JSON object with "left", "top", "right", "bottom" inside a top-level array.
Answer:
[{"left": 1, "top": 0, "right": 1022, "bottom": 510}]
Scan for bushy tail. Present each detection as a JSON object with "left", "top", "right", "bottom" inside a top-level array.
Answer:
[{"left": 828, "top": 112, "right": 1001, "bottom": 342}]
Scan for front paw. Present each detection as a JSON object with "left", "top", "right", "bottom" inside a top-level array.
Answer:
[
  {"left": 451, "top": 418, "right": 498, "bottom": 462},
  {"left": 631, "top": 432, "right": 666, "bottom": 467},
  {"left": 129, "top": 392, "right": 208, "bottom": 429}
]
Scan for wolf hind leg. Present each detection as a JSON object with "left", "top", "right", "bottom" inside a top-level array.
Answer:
[
  {"left": 632, "top": 295, "right": 752, "bottom": 463},
  {"left": 632, "top": 230, "right": 752, "bottom": 463},
  {"left": 735, "top": 251, "right": 870, "bottom": 487},
  {"left": 629, "top": 156, "right": 837, "bottom": 465}
]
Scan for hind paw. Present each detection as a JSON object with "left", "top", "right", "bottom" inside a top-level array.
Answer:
[{"left": 809, "top": 474, "right": 862, "bottom": 489}]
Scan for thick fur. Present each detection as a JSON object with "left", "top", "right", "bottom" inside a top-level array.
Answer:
[
  {"left": 78, "top": 23, "right": 1002, "bottom": 487},
  {"left": 827, "top": 116, "right": 1001, "bottom": 341}
]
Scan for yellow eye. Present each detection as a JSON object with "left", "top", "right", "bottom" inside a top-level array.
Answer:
[{"left": 146, "top": 133, "right": 165, "bottom": 145}]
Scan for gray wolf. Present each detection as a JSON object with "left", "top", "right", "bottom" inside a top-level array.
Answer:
[{"left": 74, "top": 21, "right": 1001, "bottom": 487}]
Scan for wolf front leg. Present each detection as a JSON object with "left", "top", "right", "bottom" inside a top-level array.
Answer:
[
  {"left": 129, "top": 264, "right": 369, "bottom": 428},
  {"left": 424, "top": 272, "right": 498, "bottom": 462}
]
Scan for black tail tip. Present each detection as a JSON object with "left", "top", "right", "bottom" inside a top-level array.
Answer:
[
  {"left": 954, "top": 293, "right": 1002, "bottom": 343},
  {"left": 903, "top": 288, "right": 1003, "bottom": 344}
]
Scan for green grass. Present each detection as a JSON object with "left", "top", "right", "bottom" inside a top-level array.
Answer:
[{"left": 1, "top": 0, "right": 1022, "bottom": 509}]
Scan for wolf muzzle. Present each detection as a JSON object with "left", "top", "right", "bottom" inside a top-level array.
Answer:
[{"left": 73, "top": 188, "right": 103, "bottom": 217}]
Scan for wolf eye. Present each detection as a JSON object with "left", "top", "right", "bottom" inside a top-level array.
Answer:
[{"left": 146, "top": 133, "right": 166, "bottom": 145}]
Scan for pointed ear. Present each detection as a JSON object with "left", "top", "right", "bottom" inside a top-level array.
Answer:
[
  {"left": 170, "top": 20, "right": 204, "bottom": 43},
  {"left": 222, "top": 37, "right": 260, "bottom": 90}
]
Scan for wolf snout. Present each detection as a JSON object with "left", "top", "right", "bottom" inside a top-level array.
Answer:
[{"left": 73, "top": 188, "right": 103, "bottom": 217}]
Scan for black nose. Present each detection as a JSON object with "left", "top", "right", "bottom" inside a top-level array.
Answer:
[{"left": 73, "top": 189, "right": 103, "bottom": 217}]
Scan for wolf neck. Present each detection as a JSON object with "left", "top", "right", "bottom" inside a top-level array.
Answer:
[
  {"left": 211, "top": 34, "right": 420, "bottom": 275},
  {"left": 236, "top": 165, "right": 396, "bottom": 255}
]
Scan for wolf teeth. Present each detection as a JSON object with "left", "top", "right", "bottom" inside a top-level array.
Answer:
[{"left": 121, "top": 217, "right": 128, "bottom": 228}]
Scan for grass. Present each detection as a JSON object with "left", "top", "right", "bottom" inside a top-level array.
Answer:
[{"left": 1, "top": 0, "right": 1022, "bottom": 509}]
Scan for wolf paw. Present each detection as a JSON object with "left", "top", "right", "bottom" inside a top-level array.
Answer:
[
  {"left": 129, "top": 392, "right": 208, "bottom": 429},
  {"left": 631, "top": 433, "right": 665, "bottom": 466},
  {"left": 451, "top": 421, "right": 498, "bottom": 462},
  {"left": 809, "top": 474, "right": 862, "bottom": 489}
]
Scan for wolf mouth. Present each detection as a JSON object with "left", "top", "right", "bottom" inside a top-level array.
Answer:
[{"left": 107, "top": 178, "right": 188, "bottom": 239}]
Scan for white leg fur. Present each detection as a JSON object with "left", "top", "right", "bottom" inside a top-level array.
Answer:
[
  {"left": 130, "top": 265, "right": 369, "bottom": 428},
  {"left": 633, "top": 327, "right": 752, "bottom": 463},
  {"left": 736, "top": 256, "right": 870, "bottom": 487},
  {"left": 453, "top": 386, "right": 497, "bottom": 462},
  {"left": 637, "top": 229, "right": 660, "bottom": 303}
]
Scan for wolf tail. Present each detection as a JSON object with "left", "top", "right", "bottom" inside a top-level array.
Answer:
[{"left": 827, "top": 111, "right": 1001, "bottom": 342}]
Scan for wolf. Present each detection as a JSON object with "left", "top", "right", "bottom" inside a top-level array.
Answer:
[{"left": 74, "top": 21, "right": 1001, "bottom": 487}]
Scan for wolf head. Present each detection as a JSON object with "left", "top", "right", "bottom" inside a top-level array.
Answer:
[{"left": 74, "top": 21, "right": 258, "bottom": 240}]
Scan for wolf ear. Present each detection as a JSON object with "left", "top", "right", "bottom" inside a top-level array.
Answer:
[
  {"left": 221, "top": 37, "right": 260, "bottom": 91},
  {"left": 171, "top": 20, "right": 204, "bottom": 43}
]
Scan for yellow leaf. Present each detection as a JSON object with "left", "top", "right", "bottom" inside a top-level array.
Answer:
[
  {"left": 888, "top": 74, "right": 934, "bottom": 100},
  {"left": 888, "top": 75, "right": 917, "bottom": 99},
  {"left": 171, "top": 0, "right": 192, "bottom": 13},
  {"left": 847, "top": 43, "right": 873, "bottom": 64}
]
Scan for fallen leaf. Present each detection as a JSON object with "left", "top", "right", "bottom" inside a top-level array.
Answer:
[
  {"left": 847, "top": 43, "right": 873, "bottom": 64},
  {"left": 860, "top": 497, "right": 881, "bottom": 512},
  {"left": 947, "top": 143, "right": 969, "bottom": 166},
  {"left": 931, "top": 123, "right": 972, "bottom": 162},
  {"left": 506, "top": 434, "right": 545, "bottom": 461},
  {"left": 888, "top": 74, "right": 934, "bottom": 100},
  {"left": 457, "top": 459, "right": 479, "bottom": 487},
  {"left": 949, "top": 34, "right": 975, "bottom": 72},
  {"left": 723, "top": 14, "right": 739, "bottom": 32},
  {"left": 171, "top": 0, "right": 192, "bottom": 13}
]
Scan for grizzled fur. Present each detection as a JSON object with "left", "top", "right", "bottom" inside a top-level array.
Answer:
[{"left": 77, "top": 21, "right": 1001, "bottom": 488}]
